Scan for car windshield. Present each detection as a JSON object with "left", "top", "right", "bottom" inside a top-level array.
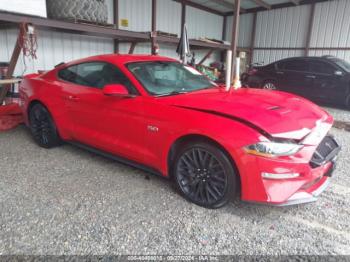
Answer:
[
  {"left": 127, "top": 61, "right": 217, "bottom": 96},
  {"left": 329, "top": 57, "right": 350, "bottom": 72}
]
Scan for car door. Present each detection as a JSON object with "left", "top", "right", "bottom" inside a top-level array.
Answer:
[
  {"left": 58, "top": 62, "right": 149, "bottom": 164},
  {"left": 276, "top": 59, "right": 310, "bottom": 97},
  {"left": 307, "top": 60, "right": 345, "bottom": 103}
]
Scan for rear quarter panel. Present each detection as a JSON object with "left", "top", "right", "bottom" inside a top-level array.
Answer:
[{"left": 20, "top": 70, "right": 72, "bottom": 139}]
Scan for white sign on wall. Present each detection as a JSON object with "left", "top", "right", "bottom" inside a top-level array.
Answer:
[{"left": 0, "top": 0, "right": 47, "bottom": 18}]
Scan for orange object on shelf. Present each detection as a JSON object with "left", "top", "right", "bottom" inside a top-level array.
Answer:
[{"left": 0, "top": 98, "right": 24, "bottom": 131}]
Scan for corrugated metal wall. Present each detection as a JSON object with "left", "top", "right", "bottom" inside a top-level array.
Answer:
[
  {"left": 185, "top": 6, "right": 223, "bottom": 64},
  {"left": 0, "top": 29, "right": 114, "bottom": 76},
  {"left": 5, "top": 0, "right": 350, "bottom": 75},
  {"left": 225, "top": 8, "right": 308, "bottom": 63},
  {"left": 224, "top": 0, "right": 350, "bottom": 65},
  {"left": 117, "top": 0, "right": 152, "bottom": 55},
  {"left": 253, "top": 4, "right": 311, "bottom": 64},
  {"left": 225, "top": 13, "right": 254, "bottom": 48},
  {"left": 0, "top": 0, "right": 223, "bottom": 76},
  {"left": 118, "top": 0, "right": 222, "bottom": 65},
  {"left": 186, "top": 6, "right": 223, "bottom": 39},
  {"left": 309, "top": 0, "right": 350, "bottom": 61}
]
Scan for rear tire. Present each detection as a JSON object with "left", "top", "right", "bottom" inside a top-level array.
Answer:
[
  {"left": 262, "top": 80, "right": 277, "bottom": 90},
  {"left": 29, "top": 104, "right": 62, "bottom": 148},
  {"left": 345, "top": 94, "right": 350, "bottom": 109},
  {"left": 173, "top": 141, "right": 238, "bottom": 209}
]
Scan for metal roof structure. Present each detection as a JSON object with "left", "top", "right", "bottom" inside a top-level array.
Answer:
[{"left": 178, "top": 0, "right": 331, "bottom": 15}]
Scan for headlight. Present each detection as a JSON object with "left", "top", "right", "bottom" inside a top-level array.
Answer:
[{"left": 244, "top": 141, "right": 303, "bottom": 157}]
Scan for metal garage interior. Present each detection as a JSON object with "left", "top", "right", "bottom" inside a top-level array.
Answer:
[
  {"left": 1, "top": 0, "right": 350, "bottom": 257},
  {"left": 0, "top": 0, "right": 348, "bottom": 77}
]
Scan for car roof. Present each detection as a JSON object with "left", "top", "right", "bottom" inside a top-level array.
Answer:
[
  {"left": 273, "top": 56, "right": 338, "bottom": 64},
  {"left": 62, "top": 54, "right": 178, "bottom": 68}
]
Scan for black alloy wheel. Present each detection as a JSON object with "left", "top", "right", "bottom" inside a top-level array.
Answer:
[
  {"left": 174, "top": 142, "right": 238, "bottom": 208},
  {"left": 29, "top": 104, "right": 61, "bottom": 148}
]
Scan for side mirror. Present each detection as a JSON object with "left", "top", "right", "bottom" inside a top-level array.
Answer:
[
  {"left": 103, "top": 84, "right": 132, "bottom": 97},
  {"left": 334, "top": 70, "right": 343, "bottom": 76}
]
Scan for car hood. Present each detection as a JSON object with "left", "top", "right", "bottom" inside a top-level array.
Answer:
[{"left": 160, "top": 88, "right": 332, "bottom": 140}]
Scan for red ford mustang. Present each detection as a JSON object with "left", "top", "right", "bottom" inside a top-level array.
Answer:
[{"left": 19, "top": 54, "right": 340, "bottom": 208}]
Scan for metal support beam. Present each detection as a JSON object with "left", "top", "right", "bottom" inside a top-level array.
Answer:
[
  {"left": 251, "top": 0, "right": 271, "bottom": 9},
  {"left": 249, "top": 12, "right": 257, "bottom": 65},
  {"left": 231, "top": 0, "right": 241, "bottom": 79},
  {"left": 151, "top": 0, "right": 157, "bottom": 55},
  {"left": 220, "top": 15, "right": 227, "bottom": 62},
  {"left": 198, "top": 49, "right": 214, "bottom": 65},
  {"left": 222, "top": 16, "right": 227, "bottom": 41},
  {"left": 305, "top": 3, "right": 316, "bottom": 56},
  {"left": 239, "top": 0, "right": 328, "bottom": 15},
  {"left": 113, "top": 0, "right": 119, "bottom": 53}
]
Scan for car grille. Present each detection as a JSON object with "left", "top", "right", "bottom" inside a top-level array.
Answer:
[{"left": 310, "top": 136, "right": 340, "bottom": 168}]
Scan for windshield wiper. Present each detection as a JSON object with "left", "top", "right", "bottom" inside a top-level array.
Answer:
[{"left": 155, "top": 91, "right": 189, "bottom": 97}]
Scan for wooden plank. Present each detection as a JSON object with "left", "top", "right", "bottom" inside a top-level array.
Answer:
[
  {"left": 198, "top": 49, "right": 214, "bottom": 65},
  {"left": 0, "top": 79, "right": 21, "bottom": 85},
  {"left": 128, "top": 42, "right": 137, "bottom": 54}
]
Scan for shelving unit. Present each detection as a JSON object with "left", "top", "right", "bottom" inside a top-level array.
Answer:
[
  {"left": 157, "top": 35, "right": 230, "bottom": 50},
  {"left": 0, "top": 11, "right": 231, "bottom": 52},
  {"left": 0, "top": 12, "right": 149, "bottom": 41}
]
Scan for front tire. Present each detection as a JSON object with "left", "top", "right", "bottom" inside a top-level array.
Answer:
[
  {"left": 29, "top": 104, "right": 61, "bottom": 148},
  {"left": 173, "top": 142, "right": 238, "bottom": 209}
]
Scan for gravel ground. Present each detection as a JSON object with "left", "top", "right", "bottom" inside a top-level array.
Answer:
[
  {"left": 323, "top": 106, "right": 350, "bottom": 123},
  {"left": 0, "top": 125, "right": 350, "bottom": 255}
]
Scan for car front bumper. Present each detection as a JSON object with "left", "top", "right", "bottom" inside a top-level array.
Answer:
[
  {"left": 237, "top": 135, "right": 340, "bottom": 206},
  {"left": 270, "top": 160, "right": 335, "bottom": 206}
]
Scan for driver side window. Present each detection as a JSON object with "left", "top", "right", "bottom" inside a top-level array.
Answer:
[{"left": 58, "top": 62, "right": 136, "bottom": 93}]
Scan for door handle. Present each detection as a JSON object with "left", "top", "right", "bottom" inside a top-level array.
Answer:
[
  {"left": 306, "top": 75, "right": 316, "bottom": 79},
  {"left": 276, "top": 71, "right": 284, "bottom": 75}
]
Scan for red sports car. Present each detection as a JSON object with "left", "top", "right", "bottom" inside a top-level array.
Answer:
[{"left": 19, "top": 54, "right": 340, "bottom": 208}]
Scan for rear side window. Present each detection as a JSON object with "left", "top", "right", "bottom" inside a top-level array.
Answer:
[
  {"left": 58, "top": 62, "right": 136, "bottom": 93},
  {"left": 308, "top": 61, "right": 335, "bottom": 75},
  {"left": 58, "top": 65, "right": 78, "bottom": 83},
  {"left": 282, "top": 60, "right": 308, "bottom": 71}
]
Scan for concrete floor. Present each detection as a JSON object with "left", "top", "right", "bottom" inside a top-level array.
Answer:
[{"left": 0, "top": 125, "right": 349, "bottom": 255}]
